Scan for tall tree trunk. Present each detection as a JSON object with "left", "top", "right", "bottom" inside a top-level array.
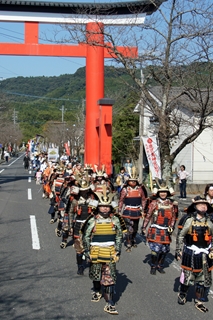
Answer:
[{"left": 159, "top": 132, "right": 173, "bottom": 180}]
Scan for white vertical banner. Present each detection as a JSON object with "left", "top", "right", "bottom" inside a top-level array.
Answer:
[{"left": 142, "top": 136, "right": 161, "bottom": 179}]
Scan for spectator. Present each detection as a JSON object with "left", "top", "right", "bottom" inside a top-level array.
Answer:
[
  {"left": 4, "top": 150, "right": 9, "bottom": 163},
  {"left": 177, "top": 165, "right": 190, "bottom": 200},
  {"left": 115, "top": 167, "right": 130, "bottom": 194},
  {"left": 124, "top": 158, "right": 133, "bottom": 176}
]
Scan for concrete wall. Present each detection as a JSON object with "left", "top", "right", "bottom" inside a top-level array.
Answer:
[{"left": 174, "top": 182, "right": 206, "bottom": 196}]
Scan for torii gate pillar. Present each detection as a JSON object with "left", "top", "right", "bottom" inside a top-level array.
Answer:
[
  {"left": 97, "top": 98, "right": 114, "bottom": 175},
  {"left": 85, "top": 22, "right": 104, "bottom": 167}
]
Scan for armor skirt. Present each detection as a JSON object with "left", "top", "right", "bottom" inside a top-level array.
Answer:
[
  {"left": 147, "top": 226, "right": 171, "bottom": 244},
  {"left": 181, "top": 246, "right": 213, "bottom": 273},
  {"left": 89, "top": 262, "right": 117, "bottom": 283},
  {"left": 122, "top": 208, "right": 141, "bottom": 219}
]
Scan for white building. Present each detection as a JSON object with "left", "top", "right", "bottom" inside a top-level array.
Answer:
[
  {"left": 173, "top": 127, "right": 213, "bottom": 183},
  {"left": 134, "top": 87, "right": 213, "bottom": 184}
]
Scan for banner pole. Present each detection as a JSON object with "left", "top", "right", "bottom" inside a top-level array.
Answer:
[{"left": 150, "top": 170, "right": 153, "bottom": 191}]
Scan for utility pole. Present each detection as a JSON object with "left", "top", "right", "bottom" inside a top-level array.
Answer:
[
  {"left": 12, "top": 108, "right": 18, "bottom": 125},
  {"left": 139, "top": 69, "right": 144, "bottom": 183},
  {"left": 59, "top": 105, "right": 66, "bottom": 152},
  {"left": 82, "top": 98, "right": 86, "bottom": 109},
  {"left": 60, "top": 105, "right": 65, "bottom": 123}
]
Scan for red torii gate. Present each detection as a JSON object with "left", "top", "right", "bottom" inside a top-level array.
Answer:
[{"left": 0, "top": 1, "right": 164, "bottom": 173}]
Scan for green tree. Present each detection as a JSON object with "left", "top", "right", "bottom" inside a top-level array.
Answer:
[{"left": 112, "top": 101, "right": 139, "bottom": 165}]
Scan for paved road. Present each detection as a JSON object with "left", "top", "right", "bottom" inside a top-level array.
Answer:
[{"left": 0, "top": 157, "right": 212, "bottom": 320}]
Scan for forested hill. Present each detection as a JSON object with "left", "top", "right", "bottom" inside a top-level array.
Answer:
[
  {"left": 0, "top": 66, "right": 138, "bottom": 139},
  {"left": 0, "top": 66, "right": 135, "bottom": 103}
]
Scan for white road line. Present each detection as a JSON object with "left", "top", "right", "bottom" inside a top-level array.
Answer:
[
  {"left": 7, "top": 154, "right": 23, "bottom": 166},
  {"left": 28, "top": 188, "right": 32, "bottom": 200},
  {"left": 28, "top": 177, "right": 31, "bottom": 183},
  {"left": 30, "top": 215, "right": 40, "bottom": 250},
  {"left": 0, "top": 169, "right": 4, "bottom": 173},
  {"left": 166, "top": 258, "right": 181, "bottom": 271}
]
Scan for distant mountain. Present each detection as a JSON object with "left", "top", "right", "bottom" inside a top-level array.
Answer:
[
  {"left": 0, "top": 66, "right": 138, "bottom": 140},
  {"left": 0, "top": 66, "right": 135, "bottom": 103}
]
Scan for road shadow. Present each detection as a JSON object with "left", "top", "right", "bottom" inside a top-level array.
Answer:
[
  {"left": 114, "top": 271, "right": 132, "bottom": 303},
  {"left": 0, "top": 175, "right": 29, "bottom": 186},
  {"left": 142, "top": 251, "right": 175, "bottom": 269}
]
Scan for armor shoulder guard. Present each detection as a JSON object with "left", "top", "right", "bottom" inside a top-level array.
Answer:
[
  {"left": 169, "top": 199, "right": 178, "bottom": 205},
  {"left": 114, "top": 213, "right": 127, "bottom": 233},
  {"left": 80, "top": 214, "right": 94, "bottom": 235},
  {"left": 178, "top": 213, "right": 191, "bottom": 229}
]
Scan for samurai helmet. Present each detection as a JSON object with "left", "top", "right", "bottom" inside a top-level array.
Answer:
[
  {"left": 92, "top": 185, "right": 118, "bottom": 209},
  {"left": 127, "top": 166, "right": 139, "bottom": 182},
  {"left": 84, "top": 163, "right": 92, "bottom": 170},
  {"left": 95, "top": 192, "right": 114, "bottom": 206},
  {"left": 83, "top": 164, "right": 93, "bottom": 175},
  {"left": 152, "top": 178, "right": 174, "bottom": 197},
  {"left": 79, "top": 179, "right": 90, "bottom": 189},
  {"left": 93, "top": 164, "right": 108, "bottom": 179},
  {"left": 187, "top": 195, "right": 213, "bottom": 214},
  {"left": 75, "top": 172, "right": 90, "bottom": 190}
]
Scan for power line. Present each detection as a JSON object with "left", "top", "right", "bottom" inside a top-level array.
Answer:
[
  {"left": 0, "top": 26, "right": 23, "bottom": 35},
  {"left": 1, "top": 90, "right": 80, "bottom": 102},
  {"left": 0, "top": 32, "right": 23, "bottom": 42}
]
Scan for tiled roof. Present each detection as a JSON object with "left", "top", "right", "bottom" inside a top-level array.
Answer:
[
  {"left": 0, "top": 1, "right": 165, "bottom": 15},
  {"left": 149, "top": 86, "right": 213, "bottom": 113}
]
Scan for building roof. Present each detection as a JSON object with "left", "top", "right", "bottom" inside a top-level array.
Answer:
[
  {"left": 134, "top": 86, "right": 213, "bottom": 117},
  {"left": 0, "top": 1, "right": 166, "bottom": 16},
  {"left": 149, "top": 86, "right": 213, "bottom": 113}
]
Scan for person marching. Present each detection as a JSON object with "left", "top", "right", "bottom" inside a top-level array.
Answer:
[
  {"left": 142, "top": 180, "right": 178, "bottom": 275},
  {"left": 48, "top": 191, "right": 57, "bottom": 224},
  {"left": 59, "top": 180, "right": 78, "bottom": 249},
  {"left": 23, "top": 152, "right": 30, "bottom": 170},
  {"left": 60, "top": 152, "right": 68, "bottom": 166},
  {"left": 72, "top": 173, "right": 95, "bottom": 275},
  {"left": 55, "top": 177, "right": 70, "bottom": 238},
  {"left": 175, "top": 196, "right": 213, "bottom": 312},
  {"left": 92, "top": 167, "right": 115, "bottom": 194},
  {"left": 81, "top": 189, "right": 126, "bottom": 315},
  {"left": 118, "top": 166, "right": 147, "bottom": 252}
]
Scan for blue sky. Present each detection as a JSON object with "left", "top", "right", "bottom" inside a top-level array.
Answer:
[{"left": 0, "top": 0, "right": 136, "bottom": 79}]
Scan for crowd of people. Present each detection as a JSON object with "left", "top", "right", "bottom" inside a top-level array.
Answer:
[{"left": 26, "top": 153, "right": 213, "bottom": 315}]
